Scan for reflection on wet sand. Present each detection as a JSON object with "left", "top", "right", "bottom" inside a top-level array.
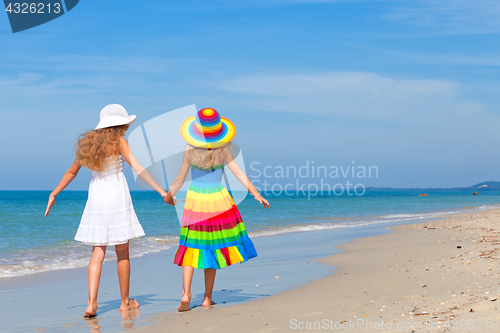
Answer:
[
  {"left": 121, "top": 307, "right": 141, "bottom": 330},
  {"left": 84, "top": 318, "right": 101, "bottom": 333},
  {"left": 81, "top": 307, "right": 140, "bottom": 333}
]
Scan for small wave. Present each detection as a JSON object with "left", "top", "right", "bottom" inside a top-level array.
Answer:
[
  {"left": 0, "top": 235, "right": 179, "bottom": 278},
  {"left": 379, "top": 205, "right": 500, "bottom": 220},
  {"left": 248, "top": 204, "right": 500, "bottom": 239},
  {"left": 2, "top": 204, "right": 499, "bottom": 278},
  {"left": 247, "top": 217, "right": 417, "bottom": 238}
]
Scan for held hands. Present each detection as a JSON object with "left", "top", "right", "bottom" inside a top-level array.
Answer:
[
  {"left": 44, "top": 195, "right": 56, "bottom": 217},
  {"left": 163, "top": 191, "right": 177, "bottom": 206},
  {"left": 255, "top": 194, "right": 270, "bottom": 209}
]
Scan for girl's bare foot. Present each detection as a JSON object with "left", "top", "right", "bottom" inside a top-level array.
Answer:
[
  {"left": 178, "top": 293, "right": 191, "bottom": 312},
  {"left": 120, "top": 299, "right": 140, "bottom": 311},
  {"left": 84, "top": 303, "right": 97, "bottom": 318},
  {"left": 202, "top": 296, "right": 216, "bottom": 307}
]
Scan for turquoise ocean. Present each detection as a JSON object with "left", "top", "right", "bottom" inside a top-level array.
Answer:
[{"left": 1, "top": 189, "right": 500, "bottom": 279}]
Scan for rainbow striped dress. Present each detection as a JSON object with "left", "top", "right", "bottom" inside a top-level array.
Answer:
[{"left": 173, "top": 163, "right": 257, "bottom": 269}]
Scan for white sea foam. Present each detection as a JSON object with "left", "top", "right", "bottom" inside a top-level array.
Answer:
[
  {"left": 0, "top": 235, "right": 179, "bottom": 278},
  {"left": 1, "top": 204, "right": 499, "bottom": 278},
  {"left": 247, "top": 204, "right": 500, "bottom": 238}
]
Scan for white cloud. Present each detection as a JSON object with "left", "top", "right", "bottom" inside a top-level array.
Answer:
[
  {"left": 359, "top": 46, "right": 500, "bottom": 67},
  {"left": 0, "top": 73, "right": 43, "bottom": 86},
  {"left": 384, "top": 0, "right": 500, "bottom": 33},
  {"left": 39, "top": 55, "right": 192, "bottom": 73},
  {"left": 215, "top": 71, "right": 486, "bottom": 122},
  {"left": 224, "top": 0, "right": 384, "bottom": 3},
  {"left": 0, "top": 73, "right": 150, "bottom": 97},
  {"left": 223, "top": 0, "right": 500, "bottom": 34}
]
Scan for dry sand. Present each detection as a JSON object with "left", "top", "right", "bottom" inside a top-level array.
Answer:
[{"left": 132, "top": 209, "right": 500, "bottom": 333}]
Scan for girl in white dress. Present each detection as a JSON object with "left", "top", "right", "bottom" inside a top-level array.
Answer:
[{"left": 44, "top": 104, "right": 170, "bottom": 318}]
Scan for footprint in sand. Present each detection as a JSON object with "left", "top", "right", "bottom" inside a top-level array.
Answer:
[
  {"left": 471, "top": 301, "right": 497, "bottom": 312},
  {"left": 253, "top": 328, "right": 280, "bottom": 333},
  {"left": 402, "top": 295, "right": 424, "bottom": 300},
  {"left": 251, "top": 311, "right": 265, "bottom": 316},
  {"left": 302, "top": 311, "right": 323, "bottom": 317},
  {"left": 347, "top": 304, "right": 363, "bottom": 309},
  {"left": 272, "top": 305, "right": 294, "bottom": 310}
]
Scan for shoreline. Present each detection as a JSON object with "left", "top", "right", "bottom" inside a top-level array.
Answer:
[
  {"left": 132, "top": 208, "right": 500, "bottom": 333},
  {"left": 2, "top": 200, "right": 497, "bottom": 279},
  {"left": 2, "top": 206, "right": 500, "bottom": 332}
]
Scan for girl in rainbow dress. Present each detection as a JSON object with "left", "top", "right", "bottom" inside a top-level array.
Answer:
[{"left": 165, "top": 108, "right": 269, "bottom": 311}]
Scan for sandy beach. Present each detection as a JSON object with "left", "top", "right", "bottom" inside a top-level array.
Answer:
[{"left": 133, "top": 208, "right": 500, "bottom": 333}]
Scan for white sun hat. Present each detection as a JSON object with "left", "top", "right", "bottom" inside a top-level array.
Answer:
[{"left": 95, "top": 104, "right": 136, "bottom": 130}]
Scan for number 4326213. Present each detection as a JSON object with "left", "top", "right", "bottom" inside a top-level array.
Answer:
[{"left": 5, "top": 3, "right": 61, "bottom": 14}]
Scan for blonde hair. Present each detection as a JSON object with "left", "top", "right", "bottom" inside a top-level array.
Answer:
[
  {"left": 75, "top": 124, "right": 130, "bottom": 171},
  {"left": 186, "top": 143, "right": 233, "bottom": 168}
]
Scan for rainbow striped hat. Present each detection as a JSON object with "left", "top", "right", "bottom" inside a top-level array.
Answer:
[{"left": 180, "top": 108, "right": 236, "bottom": 148}]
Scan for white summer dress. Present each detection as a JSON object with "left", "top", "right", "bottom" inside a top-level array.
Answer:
[{"left": 74, "top": 156, "right": 145, "bottom": 246}]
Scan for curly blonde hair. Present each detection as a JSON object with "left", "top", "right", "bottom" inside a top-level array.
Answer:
[
  {"left": 75, "top": 125, "right": 130, "bottom": 171},
  {"left": 185, "top": 143, "right": 233, "bottom": 168}
]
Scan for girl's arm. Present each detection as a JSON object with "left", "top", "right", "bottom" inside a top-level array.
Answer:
[
  {"left": 119, "top": 137, "right": 169, "bottom": 202},
  {"left": 164, "top": 151, "right": 191, "bottom": 205},
  {"left": 224, "top": 147, "right": 270, "bottom": 209},
  {"left": 44, "top": 161, "right": 82, "bottom": 217}
]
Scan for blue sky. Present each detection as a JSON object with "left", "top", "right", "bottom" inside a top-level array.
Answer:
[{"left": 1, "top": 0, "right": 500, "bottom": 190}]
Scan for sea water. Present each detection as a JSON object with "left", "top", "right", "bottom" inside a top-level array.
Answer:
[{"left": 1, "top": 189, "right": 499, "bottom": 278}]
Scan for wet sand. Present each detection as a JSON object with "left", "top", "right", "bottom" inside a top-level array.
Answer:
[{"left": 133, "top": 209, "right": 500, "bottom": 333}]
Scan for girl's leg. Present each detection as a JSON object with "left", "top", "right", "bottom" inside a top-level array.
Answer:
[
  {"left": 85, "top": 246, "right": 107, "bottom": 317},
  {"left": 202, "top": 268, "right": 217, "bottom": 307},
  {"left": 178, "top": 265, "right": 195, "bottom": 312},
  {"left": 115, "top": 242, "right": 140, "bottom": 311}
]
